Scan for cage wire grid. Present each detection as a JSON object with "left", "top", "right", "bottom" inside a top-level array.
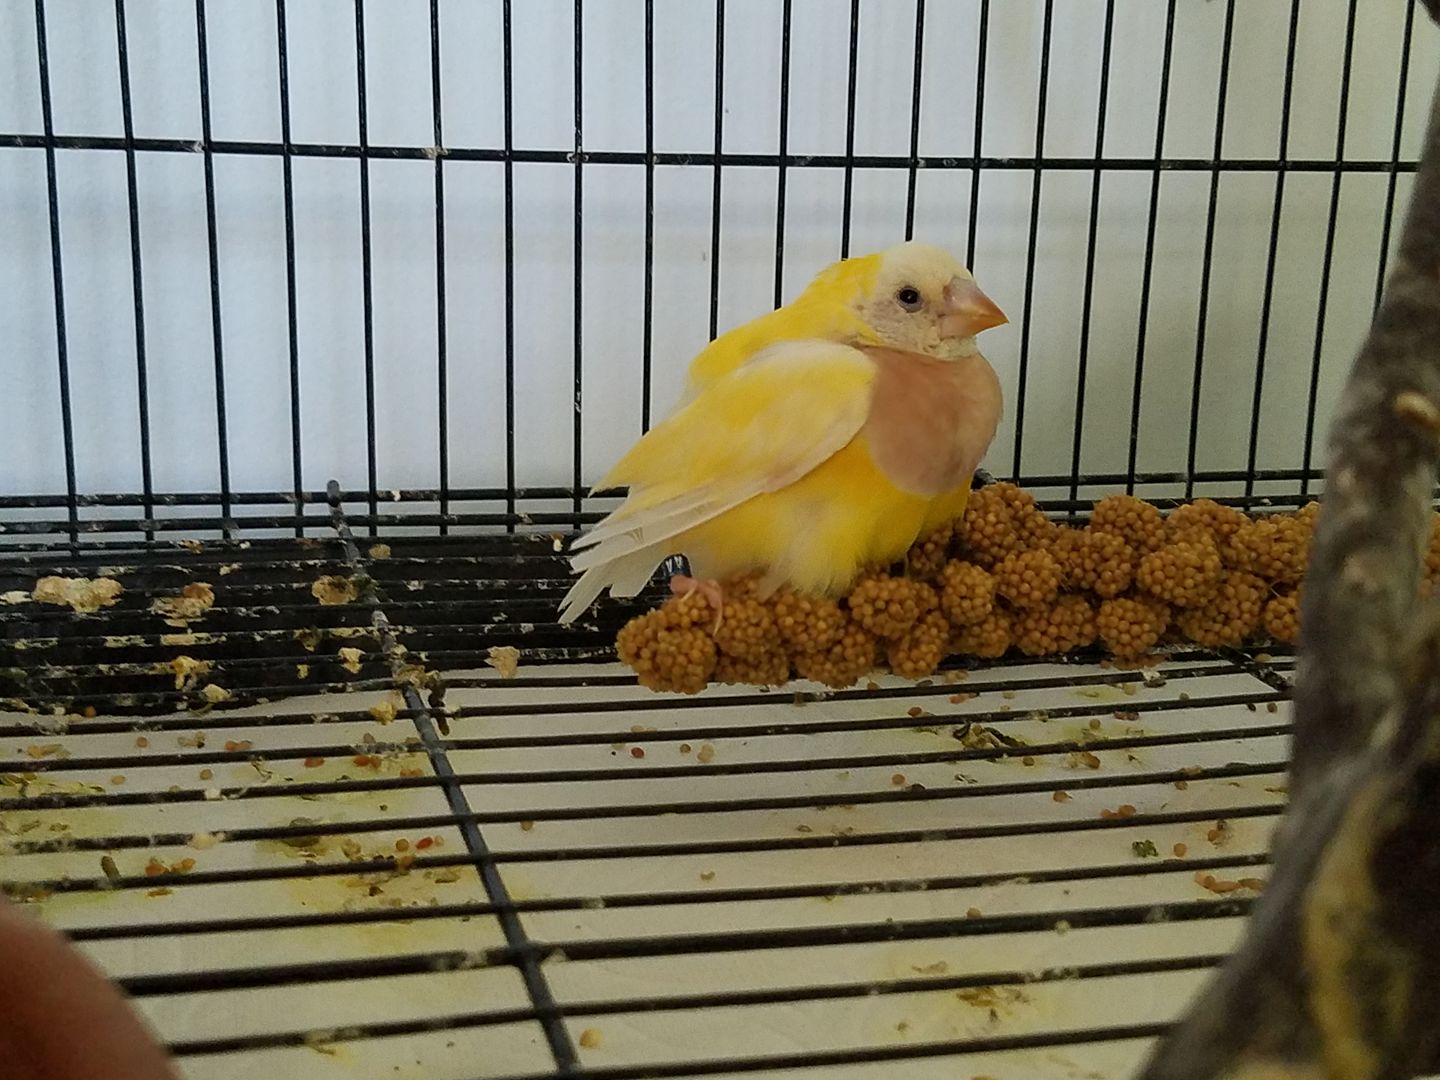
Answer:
[{"left": 0, "top": 0, "right": 1426, "bottom": 1078}]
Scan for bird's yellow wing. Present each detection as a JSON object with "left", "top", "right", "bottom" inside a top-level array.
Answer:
[{"left": 558, "top": 341, "right": 876, "bottom": 623}]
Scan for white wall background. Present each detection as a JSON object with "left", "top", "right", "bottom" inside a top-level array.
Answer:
[{"left": 1, "top": 0, "right": 1434, "bottom": 502}]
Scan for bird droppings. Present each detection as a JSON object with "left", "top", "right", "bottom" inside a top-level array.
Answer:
[
  {"left": 311, "top": 576, "right": 360, "bottom": 605},
  {"left": 485, "top": 645, "right": 521, "bottom": 678},
  {"left": 30, "top": 576, "right": 124, "bottom": 613},
  {"left": 149, "top": 582, "right": 216, "bottom": 625},
  {"left": 613, "top": 485, "right": 1319, "bottom": 690}
]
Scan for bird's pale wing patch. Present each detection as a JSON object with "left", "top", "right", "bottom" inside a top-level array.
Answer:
[{"left": 557, "top": 342, "right": 875, "bottom": 622}]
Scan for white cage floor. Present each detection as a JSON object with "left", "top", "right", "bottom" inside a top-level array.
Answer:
[{"left": 0, "top": 655, "right": 1288, "bottom": 1080}]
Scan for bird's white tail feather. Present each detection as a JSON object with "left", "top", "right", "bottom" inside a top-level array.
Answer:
[
  {"left": 557, "top": 548, "right": 667, "bottom": 625},
  {"left": 568, "top": 489, "right": 718, "bottom": 554}
]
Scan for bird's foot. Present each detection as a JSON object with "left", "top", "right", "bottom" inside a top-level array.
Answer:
[{"left": 669, "top": 574, "right": 725, "bottom": 632}]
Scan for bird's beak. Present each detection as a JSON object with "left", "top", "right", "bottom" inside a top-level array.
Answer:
[{"left": 939, "top": 276, "right": 1008, "bottom": 338}]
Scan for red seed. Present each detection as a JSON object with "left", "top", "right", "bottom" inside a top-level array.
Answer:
[{"left": 630, "top": 747, "right": 645, "bottom": 759}]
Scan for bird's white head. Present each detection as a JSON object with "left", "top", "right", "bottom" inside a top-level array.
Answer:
[{"left": 854, "top": 241, "right": 1007, "bottom": 360}]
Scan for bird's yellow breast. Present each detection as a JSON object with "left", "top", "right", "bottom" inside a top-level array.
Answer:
[{"left": 677, "top": 435, "right": 939, "bottom": 596}]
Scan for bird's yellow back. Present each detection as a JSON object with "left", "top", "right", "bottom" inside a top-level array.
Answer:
[{"left": 682, "top": 253, "right": 884, "bottom": 392}]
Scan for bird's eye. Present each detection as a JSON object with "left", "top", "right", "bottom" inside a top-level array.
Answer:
[{"left": 895, "top": 286, "right": 923, "bottom": 312}]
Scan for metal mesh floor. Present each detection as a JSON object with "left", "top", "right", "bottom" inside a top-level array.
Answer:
[{"left": 0, "top": 497, "right": 1293, "bottom": 1080}]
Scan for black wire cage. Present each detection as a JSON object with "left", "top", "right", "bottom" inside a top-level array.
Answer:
[{"left": 0, "top": 2, "right": 1429, "bottom": 1078}]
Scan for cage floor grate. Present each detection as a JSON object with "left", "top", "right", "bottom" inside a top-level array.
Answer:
[{"left": 0, "top": 494, "right": 1294, "bottom": 1079}]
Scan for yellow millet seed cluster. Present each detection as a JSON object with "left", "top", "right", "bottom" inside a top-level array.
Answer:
[
  {"left": 1059, "top": 528, "right": 1135, "bottom": 597},
  {"left": 952, "top": 609, "right": 1013, "bottom": 659},
  {"left": 714, "top": 648, "right": 791, "bottom": 688},
  {"left": 712, "top": 595, "right": 780, "bottom": 660},
  {"left": 772, "top": 591, "right": 846, "bottom": 652},
  {"left": 1013, "top": 595, "right": 1096, "bottom": 656},
  {"left": 887, "top": 611, "right": 951, "bottom": 679},
  {"left": 1174, "top": 572, "right": 1266, "bottom": 648},
  {"left": 1096, "top": 596, "right": 1171, "bottom": 660},
  {"left": 992, "top": 549, "right": 1063, "bottom": 609},
  {"left": 939, "top": 560, "right": 995, "bottom": 627},
  {"left": 848, "top": 575, "right": 936, "bottom": 638},
  {"left": 616, "top": 606, "right": 718, "bottom": 694},
  {"left": 907, "top": 522, "right": 955, "bottom": 580},
  {"left": 1090, "top": 494, "right": 1166, "bottom": 554},
  {"left": 613, "top": 483, "right": 1326, "bottom": 691},
  {"left": 955, "top": 485, "right": 1022, "bottom": 567},
  {"left": 792, "top": 618, "right": 878, "bottom": 689},
  {"left": 1136, "top": 535, "right": 1223, "bottom": 607},
  {"left": 1231, "top": 516, "right": 1308, "bottom": 583},
  {"left": 1262, "top": 591, "right": 1300, "bottom": 645}
]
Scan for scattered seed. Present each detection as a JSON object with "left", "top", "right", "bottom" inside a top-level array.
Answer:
[
  {"left": 198, "top": 769, "right": 213, "bottom": 781},
  {"left": 679, "top": 743, "right": 692, "bottom": 754},
  {"left": 891, "top": 773, "right": 906, "bottom": 787},
  {"left": 1089, "top": 718, "right": 1102, "bottom": 730},
  {"left": 579, "top": 1028, "right": 602, "bottom": 1049},
  {"left": 948, "top": 693, "right": 974, "bottom": 704},
  {"left": 395, "top": 839, "right": 410, "bottom": 853},
  {"left": 1052, "top": 790, "right": 1071, "bottom": 802},
  {"left": 416, "top": 836, "right": 435, "bottom": 850},
  {"left": 1021, "top": 756, "right": 1035, "bottom": 766},
  {"left": 965, "top": 907, "right": 982, "bottom": 918},
  {"left": 519, "top": 821, "right": 535, "bottom": 832},
  {"left": 1174, "top": 779, "right": 1189, "bottom": 790},
  {"left": 630, "top": 747, "right": 645, "bottom": 759},
  {"left": 100, "top": 855, "right": 120, "bottom": 882},
  {"left": 699, "top": 870, "right": 716, "bottom": 882},
  {"left": 1266, "top": 702, "right": 1278, "bottom": 713},
  {"left": 303, "top": 757, "right": 325, "bottom": 768},
  {"left": 907, "top": 706, "right": 924, "bottom": 718},
  {"left": 134, "top": 736, "right": 149, "bottom": 748},
  {"left": 110, "top": 775, "right": 125, "bottom": 786},
  {"left": 696, "top": 744, "right": 715, "bottom": 764},
  {"left": 1173, "top": 842, "right": 1188, "bottom": 858}
]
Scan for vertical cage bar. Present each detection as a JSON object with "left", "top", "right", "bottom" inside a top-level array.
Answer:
[
  {"left": 194, "top": 0, "right": 233, "bottom": 526},
  {"left": 113, "top": 0, "right": 154, "bottom": 540},
  {"left": 1010, "top": 0, "right": 1054, "bottom": 481},
  {"left": 354, "top": 0, "right": 379, "bottom": 534},
  {"left": 772, "top": 0, "right": 792, "bottom": 308},
  {"left": 965, "top": 0, "right": 989, "bottom": 272},
  {"left": 1182, "top": 0, "right": 1236, "bottom": 501},
  {"left": 430, "top": 0, "right": 450, "bottom": 531},
  {"left": 1243, "top": 0, "right": 1302, "bottom": 501},
  {"left": 502, "top": 0, "right": 517, "bottom": 522},
  {"left": 33, "top": 0, "right": 79, "bottom": 543},
  {"left": 1299, "top": 0, "right": 1359, "bottom": 497},
  {"left": 903, "top": 0, "right": 925, "bottom": 241},
  {"left": 1125, "top": 0, "right": 1177, "bottom": 493},
  {"left": 707, "top": 0, "right": 725, "bottom": 340},
  {"left": 640, "top": 0, "right": 655, "bottom": 432},
  {"left": 839, "top": 0, "right": 860, "bottom": 259},
  {"left": 1067, "top": 0, "right": 1116, "bottom": 511},
  {"left": 1375, "top": 0, "right": 1417, "bottom": 311},
  {"left": 572, "top": 0, "right": 584, "bottom": 515},
  {"left": 275, "top": 0, "right": 305, "bottom": 535},
  {"left": 323, "top": 482, "right": 582, "bottom": 1075}
]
